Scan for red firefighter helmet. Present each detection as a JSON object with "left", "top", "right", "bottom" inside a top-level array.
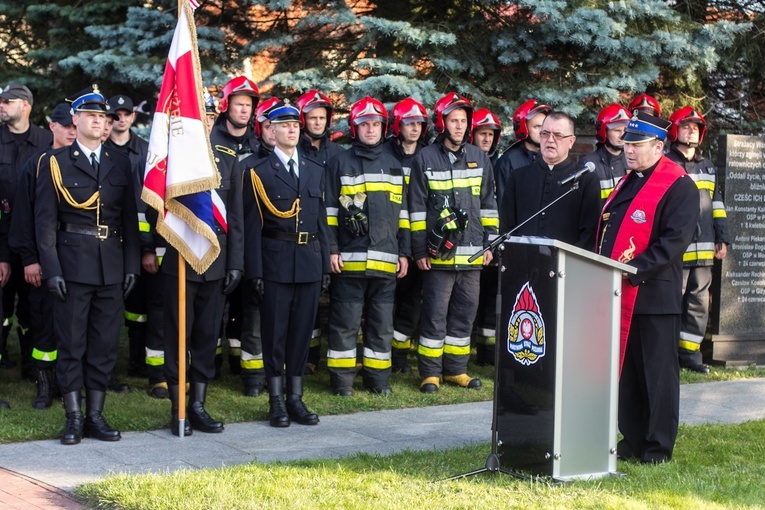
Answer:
[
  {"left": 218, "top": 76, "right": 259, "bottom": 113},
  {"left": 295, "top": 89, "right": 334, "bottom": 133},
  {"left": 628, "top": 93, "right": 661, "bottom": 117},
  {"left": 667, "top": 106, "right": 707, "bottom": 145},
  {"left": 254, "top": 96, "right": 281, "bottom": 139},
  {"left": 470, "top": 108, "right": 501, "bottom": 155},
  {"left": 349, "top": 96, "right": 388, "bottom": 139},
  {"left": 512, "top": 99, "right": 552, "bottom": 141},
  {"left": 432, "top": 92, "right": 473, "bottom": 139},
  {"left": 388, "top": 97, "right": 428, "bottom": 141},
  {"left": 595, "top": 103, "right": 631, "bottom": 144}
]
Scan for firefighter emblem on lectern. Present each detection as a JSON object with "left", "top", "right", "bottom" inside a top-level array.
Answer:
[{"left": 507, "top": 282, "right": 546, "bottom": 366}]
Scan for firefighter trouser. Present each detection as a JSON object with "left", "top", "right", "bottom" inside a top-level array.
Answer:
[
  {"left": 29, "top": 284, "right": 56, "bottom": 369},
  {"left": 239, "top": 285, "right": 263, "bottom": 384},
  {"left": 144, "top": 268, "right": 166, "bottom": 385},
  {"left": 392, "top": 263, "right": 422, "bottom": 352},
  {"left": 679, "top": 266, "right": 712, "bottom": 367},
  {"left": 327, "top": 276, "right": 395, "bottom": 390},
  {"left": 418, "top": 270, "right": 480, "bottom": 378}
]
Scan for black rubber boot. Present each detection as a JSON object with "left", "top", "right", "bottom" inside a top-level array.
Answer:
[
  {"left": 286, "top": 376, "right": 319, "bottom": 425},
  {"left": 61, "top": 391, "right": 84, "bottom": 445},
  {"left": 168, "top": 385, "right": 192, "bottom": 436},
  {"left": 267, "top": 376, "right": 289, "bottom": 428},
  {"left": 187, "top": 382, "right": 224, "bottom": 433},
  {"left": 84, "top": 390, "right": 121, "bottom": 441},
  {"left": 391, "top": 348, "right": 412, "bottom": 374},
  {"left": 32, "top": 368, "right": 55, "bottom": 410}
]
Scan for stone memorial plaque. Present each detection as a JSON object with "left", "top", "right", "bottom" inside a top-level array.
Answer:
[{"left": 715, "top": 134, "right": 765, "bottom": 363}]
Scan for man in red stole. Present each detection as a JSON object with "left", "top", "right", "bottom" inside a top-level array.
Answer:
[{"left": 597, "top": 111, "right": 699, "bottom": 464}]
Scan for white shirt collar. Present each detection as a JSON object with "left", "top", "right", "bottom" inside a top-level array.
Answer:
[
  {"left": 76, "top": 141, "right": 102, "bottom": 163},
  {"left": 273, "top": 146, "right": 299, "bottom": 177}
]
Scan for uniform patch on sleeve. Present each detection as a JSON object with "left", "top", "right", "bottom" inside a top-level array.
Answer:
[
  {"left": 467, "top": 162, "right": 478, "bottom": 168},
  {"left": 214, "top": 145, "right": 237, "bottom": 157}
]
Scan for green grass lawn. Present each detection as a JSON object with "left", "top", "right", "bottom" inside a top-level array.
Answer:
[
  {"left": 75, "top": 420, "right": 765, "bottom": 510},
  {"left": 1, "top": 327, "right": 764, "bottom": 444}
]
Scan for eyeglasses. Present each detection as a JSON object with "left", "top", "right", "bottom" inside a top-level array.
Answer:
[
  {"left": 540, "top": 130, "right": 574, "bottom": 142},
  {"left": 0, "top": 98, "right": 23, "bottom": 105}
]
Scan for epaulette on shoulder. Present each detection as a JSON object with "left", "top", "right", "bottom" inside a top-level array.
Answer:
[{"left": 215, "top": 145, "right": 237, "bottom": 157}]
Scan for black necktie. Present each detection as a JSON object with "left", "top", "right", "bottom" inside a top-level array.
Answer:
[
  {"left": 90, "top": 152, "right": 100, "bottom": 178},
  {"left": 288, "top": 158, "right": 298, "bottom": 186}
]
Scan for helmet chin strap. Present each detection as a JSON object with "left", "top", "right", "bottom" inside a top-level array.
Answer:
[
  {"left": 605, "top": 139, "right": 624, "bottom": 152},
  {"left": 446, "top": 131, "right": 467, "bottom": 147},
  {"left": 226, "top": 114, "right": 249, "bottom": 131}
]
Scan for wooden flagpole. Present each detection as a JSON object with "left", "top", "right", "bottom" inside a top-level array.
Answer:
[{"left": 177, "top": 0, "right": 187, "bottom": 439}]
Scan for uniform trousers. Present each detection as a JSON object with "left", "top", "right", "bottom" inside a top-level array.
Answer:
[
  {"left": 54, "top": 281, "right": 123, "bottom": 393},
  {"left": 418, "top": 270, "right": 480, "bottom": 378},
  {"left": 261, "top": 280, "right": 320, "bottom": 379},
  {"left": 618, "top": 313, "right": 680, "bottom": 463},
  {"left": 327, "top": 277, "right": 395, "bottom": 388},
  {"left": 163, "top": 275, "right": 225, "bottom": 385},
  {"left": 28, "top": 284, "right": 56, "bottom": 369},
  {"left": 679, "top": 266, "right": 712, "bottom": 367}
]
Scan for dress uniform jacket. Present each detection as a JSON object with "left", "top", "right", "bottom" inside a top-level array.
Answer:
[
  {"left": 163, "top": 123, "right": 244, "bottom": 280},
  {"left": 244, "top": 151, "right": 330, "bottom": 282},
  {"left": 500, "top": 157, "right": 601, "bottom": 250},
  {"left": 35, "top": 143, "right": 140, "bottom": 284}
]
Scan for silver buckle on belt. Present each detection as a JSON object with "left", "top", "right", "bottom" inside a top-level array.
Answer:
[
  {"left": 297, "top": 232, "right": 309, "bottom": 244},
  {"left": 96, "top": 225, "right": 109, "bottom": 240}
]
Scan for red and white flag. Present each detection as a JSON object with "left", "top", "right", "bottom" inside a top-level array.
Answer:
[{"left": 142, "top": 0, "right": 223, "bottom": 274}]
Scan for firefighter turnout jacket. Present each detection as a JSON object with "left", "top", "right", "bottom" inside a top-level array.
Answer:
[
  {"left": 326, "top": 142, "right": 410, "bottom": 277},
  {"left": 666, "top": 145, "right": 729, "bottom": 267},
  {"left": 409, "top": 141, "right": 498, "bottom": 268}
]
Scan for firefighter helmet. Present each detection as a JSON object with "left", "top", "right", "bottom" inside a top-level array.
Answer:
[
  {"left": 628, "top": 93, "right": 661, "bottom": 117},
  {"left": 470, "top": 108, "right": 501, "bottom": 155},
  {"left": 432, "top": 92, "right": 473, "bottom": 145},
  {"left": 512, "top": 99, "right": 551, "bottom": 141},
  {"left": 667, "top": 106, "right": 707, "bottom": 145},
  {"left": 595, "top": 103, "right": 631, "bottom": 144},
  {"left": 254, "top": 96, "right": 281, "bottom": 139},
  {"left": 296, "top": 89, "right": 334, "bottom": 134},
  {"left": 218, "top": 76, "right": 259, "bottom": 114},
  {"left": 349, "top": 96, "right": 387, "bottom": 139},
  {"left": 388, "top": 97, "right": 428, "bottom": 141}
]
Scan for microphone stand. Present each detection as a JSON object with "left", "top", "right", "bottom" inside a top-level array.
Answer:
[{"left": 468, "top": 180, "right": 582, "bottom": 264}]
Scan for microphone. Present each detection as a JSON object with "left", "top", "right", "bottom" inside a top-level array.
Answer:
[{"left": 558, "top": 161, "right": 596, "bottom": 186}]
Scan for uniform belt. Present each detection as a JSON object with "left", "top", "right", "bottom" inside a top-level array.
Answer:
[
  {"left": 60, "top": 223, "right": 122, "bottom": 239},
  {"left": 263, "top": 231, "right": 318, "bottom": 244}
]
